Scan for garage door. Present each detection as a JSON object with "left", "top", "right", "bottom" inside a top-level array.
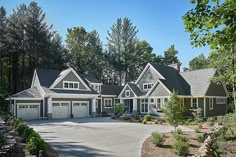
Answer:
[
  {"left": 72, "top": 101, "right": 89, "bottom": 117},
  {"left": 52, "top": 102, "right": 70, "bottom": 119},
  {"left": 17, "top": 104, "right": 39, "bottom": 120}
]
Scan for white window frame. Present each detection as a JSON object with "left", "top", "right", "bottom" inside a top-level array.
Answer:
[
  {"left": 63, "top": 81, "right": 79, "bottom": 89},
  {"left": 156, "top": 98, "right": 162, "bottom": 110},
  {"left": 216, "top": 98, "right": 225, "bottom": 104},
  {"left": 143, "top": 83, "right": 153, "bottom": 91},
  {"left": 90, "top": 83, "right": 101, "bottom": 93},
  {"left": 140, "top": 98, "right": 148, "bottom": 113},
  {"left": 209, "top": 98, "right": 214, "bottom": 110},
  {"left": 191, "top": 98, "right": 198, "bottom": 109},
  {"left": 104, "top": 98, "right": 113, "bottom": 108},
  {"left": 125, "top": 90, "right": 130, "bottom": 97}
]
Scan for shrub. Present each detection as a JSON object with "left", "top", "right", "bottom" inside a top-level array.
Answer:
[
  {"left": 207, "top": 117, "right": 215, "bottom": 126},
  {"left": 173, "top": 133, "right": 188, "bottom": 142},
  {"left": 142, "top": 119, "right": 147, "bottom": 124},
  {"left": 196, "top": 134, "right": 205, "bottom": 143},
  {"left": 176, "top": 128, "right": 183, "bottom": 135},
  {"left": 139, "top": 117, "right": 143, "bottom": 123},
  {"left": 101, "top": 111, "right": 109, "bottom": 117},
  {"left": 211, "top": 132, "right": 226, "bottom": 156},
  {"left": 194, "top": 127, "right": 201, "bottom": 133},
  {"left": 143, "top": 115, "right": 152, "bottom": 121},
  {"left": 16, "top": 123, "right": 29, "bottom": 136},
  {"left": 115, "top": 104, "right": 125, "bottom": 114},
  {"left": 172, "top": 139, "right": 189, "bottom": 155},
  {"left": 26, "top": 132, "right": 40, "bottom": 143},
  {"left": 0, "top": 135, "right": 6, "bottom": 145},
  {"left": 26, "top": 136, "right": 47, "bottom": 156},
  {"left": 12, "top": 119, "right": 22, "bottom": 128},
  {"left": 151, "top": 132, "right": 167, "bottom": 146},
  {"left": 22, "top": 127, "right": 35, "bottom": 142}
]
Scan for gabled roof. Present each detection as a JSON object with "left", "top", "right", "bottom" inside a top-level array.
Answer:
[
  {"left": 79, "top": 72, "right": 102, "bottom": 84},
  {"left": 9, "top": 87, "right": 42, "bottom": 98},
  {"left": 180, "top": 68, "right": 216, "bottom": 96},
  {"left": 36, "top": 69, "right": 61, "bottom": 87},
  {"left": 127, "top": 83, "right": 146, "bottom": 96},
  {"left": 101, "top": 85, "right": 123, "bottom": 96},
  {"left": 151, "top": 64, "right": 190, "bottom": 95}
]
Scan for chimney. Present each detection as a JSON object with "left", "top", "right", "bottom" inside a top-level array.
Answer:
[{"left": 168, "top": 63, "right": 181, "bottom": 72}]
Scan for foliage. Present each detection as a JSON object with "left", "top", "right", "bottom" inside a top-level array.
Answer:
[
  {"left": 163, "top": 45, "right": 180, "bottom": 65},
  {"left": 191, "top": 108, "right": 202, "bottom": 123},
  {"left": 16, "top": 123, "right": 28, "bottom": 136},
  {"left": 176, "top": 128, "right": 184, "bottom": 135},
  {"left": 211, "top": 131, "right": 226, "bottom": 156},
  {"left": 22, "top": 127, "right": 35, "bottom": 142},
  {"left": 219, "top": 113, "right": 236, "bottom": 136},
  {"left": 173, "top": 132, "right": 188, "bottom": 142},
  {"left": 101, "top": 111, "right": 109, "bottom": 117},
  {"left": 143, "top": 114, "right": 152, "bottom": 121},
  {"left": 115, "top": 103, "right": 125, "bottom": 114},
  {"left": 207, "top": 117, "right": 215, "bottom": 127},
  {"left": 172, "top": 138, "right": 189, "bottom": 155},
  {"left": 183, "top": 0, "right": 236, "bottom": 112},
  {"left": 26, "top": 136, "right": 47, "bottom": 156},
  {"left": 163, "top": 91, "right": 186, "bottom": 131},
  {"left": 198, "top": 123, "right": 203, "bottom": 129},
  {"left": 139, "top": 117, "right": 144, "bottom": 123},
  {"left": 194, "top": 127, "right": 201, "bottom": 133},
  {"left": 196, "top": 134, "right": 205, "bottom": 143},
  {"left": 142, "top": 119, "right": 147, "bottom": 124},
  {"left": 189, "top": 53, "right": 209, "bottom": 70},
  {"left": 151, "top": 131, "right": 167, "bottom": 146}
]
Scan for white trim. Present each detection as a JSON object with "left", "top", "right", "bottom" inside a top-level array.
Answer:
[
  {"left": 209, "top": 98, "right": 214, "bottom": 110},
  {"left": 31, "top": 69, "right": 37, "bottom": 88},
  {"left": 104, "top": 98, "right": 113, "bottom": 108},
  {"left": 51, "top": 101, "right": 70, "bottom": 118},
  {"left": 118, "top": 84, "right": 137, "bottom": 98},
  {"left": 125, "top": 90, "right": 130, "bottom": 97},
  {"left": 143, "top": 83, "right": 153, "bottom": 91},
  {"left": 85, "top": 79, "right": 103, "bottom": 85},
  {"left": 49, "top": 68, "right": 91, "bottom": 91},
  {"left": 7, "top": 98, "right": 43, "bottom": 100},
  {"left": 17, "top": 103, "right": 40, "bottom": 119},
  {"left": 63, "top": 81, "right": 80, "bottom": 89},
  {"left": 204, "top": 97, "right": 206, "bottom": 118},
  {"left": 145, "top": 80, "right": 171, "bottom": 97},
  {"left": 140, "top": 98, "right": 149, "bottom": 114},
  {"left": 46, "top": 93, "right": 99, "bottom": 98},
  {"left": 101, "top": 95, "right": 117, "bottom": 97},
  {"left": 135, "top": 63, "right": 165, "bottom": 84}
]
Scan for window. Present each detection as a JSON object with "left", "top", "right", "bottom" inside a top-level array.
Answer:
[
  {"left": 209, "top": 98, "right": 214, "bottom": 110},
  {"left": 90, "top": 84, "right": 101, "bottom": 93},
  {"left": 216, "top": 98, "right": 225, "bottom": 104},
  {"left": 52, "top": 103, "right": 60, "bottom": 106},
  {"left": 143, "top": 83, "right": 153, "bottom": 90},
  {"left": 104, "top": 99, "right": 113, "bottom": 108},
  {"left": 30, "top": 105, "right": 38, "bottom": 108},
  {"left": 73, "top": 103, "right": 80, "bottom": 106},
  {"left": 125, "top": 90, "right": 130, "bottom": 97},
  {"left": 156, "top": 98, "right": 161, "bottom": 110},
  {"left": 140, "top": 99, "right": 148, "bottom": 113},
  {"left": 63, "top": 81, "right": 79, "bottom": 89},
  {"left": 191, "top": 98, "right": 198, "bottom": 109},
  {"left": 61, "top": 103, "right": 69, "bottom": 106},
  {"left": 19, "top": 105, "right": 28, "bottom": 109}
]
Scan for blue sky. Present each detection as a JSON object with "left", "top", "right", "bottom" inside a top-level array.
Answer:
[{"left": 0, "top": 0, "right": 209, "bottom": 68}]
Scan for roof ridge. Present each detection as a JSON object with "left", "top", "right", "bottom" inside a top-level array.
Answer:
[{"left": 180, "top": 68, "right": 216, "bottom": 73}]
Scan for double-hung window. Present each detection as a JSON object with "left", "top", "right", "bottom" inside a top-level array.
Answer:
[
  {"left": 104, "top": 98, "right": 113, "bottom": 108},
  {"left": 143, "top": 83, "right": 153, "bottom": 90},
  {"left": 191, "top": 98, "right": 198, "bottom": 109}
]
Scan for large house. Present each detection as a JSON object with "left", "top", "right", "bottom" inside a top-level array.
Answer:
[
  {"left": 7, "top": 68, "right": 123, "bottom": 120},
  {"left": 7, "top": 63, "right": 228, "bottom": 120},
  {"left": 118, "top": 63, "right": 228, "bottom": 118}
]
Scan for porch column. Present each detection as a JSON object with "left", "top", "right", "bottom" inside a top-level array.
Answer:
[
  {"left": 204, "top": 97, "right": 206, "bottom": 118},
  {"left": 133, "top": 98, "right": 138, "bottom": 115},
  {"left": 13, "top": 99, "right": 16, "bottom": 117},
  {"left": 47, "top": 97, "right": 52, "bottom": 119},
  {"left": 92, "top": 98, "right": 96, "bottom": 117}
]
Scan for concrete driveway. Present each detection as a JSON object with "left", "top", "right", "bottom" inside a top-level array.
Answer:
[{"left": 28, "top": 117, "right": 192, "bottom": 157}]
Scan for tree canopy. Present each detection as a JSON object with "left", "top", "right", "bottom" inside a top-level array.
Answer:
[{"left": 189, "top": 53, "right": 209, "bottom": 70}]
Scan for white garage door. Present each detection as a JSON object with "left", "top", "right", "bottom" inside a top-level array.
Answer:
[
  {"left": 17, "top": 104, "right": 39, "bottom": 120},
  {"left": 72, "top": 101, "right": 89, "bottom": 117},
  {"left": 52, "top": 102, "right": 70, "bottom": 119}
]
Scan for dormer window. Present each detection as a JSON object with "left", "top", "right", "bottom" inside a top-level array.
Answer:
[
  {"left": 63, "top": 81, "right": 79, "bottom": 89},
  {"left": 90, "top": 83, "right": 101, "bottom": 93},
  {"left": 143, "top": 83, "right": 153, "bottom": 90},
  {"left": 125, "top": 90, "right": 130, "bottom": 97}
]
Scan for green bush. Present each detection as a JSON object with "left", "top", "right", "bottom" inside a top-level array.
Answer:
[
  {"left": 139, "top": 117, "right": 143, "bottom": 123},
  {"left": 196, "top": 134, "right": 205, "bottom": 143},
  {"left": 143, "top": 115, "right": 152, "bottom": 121},
  {"left": 26, "top": 136, "right": 47, "bottom": 156},
  {"left": 173, "top": 133, "right": 188, "bottom": 142},
  {"left": 16, "top": 123, "right": 29, "bottom": 136},
  {"left": 176, "top": 128, "right": 183, "bottom": 135},
  {"left": 22, "top": 127, "right": 35, "bottom": 142},
  {"left": 26, "top": 132, "right": 40, "bottom": 143},
  {"left": 151, "top": 132, "right": 167, "bottom": 146},
  {"left": 211, "top": 133, "right": 226, "bottom": 156},
  {"left": 12, "top": 119, "right": 22, "bottom": 128},
  {"left": 115, "top": 104, "right": 125, "bottom": 114},
  {"left": 142, "top": 119, "right": 147, "bottom": 124},
  {"left": 172, "top": 139, "right": 189, "bottom": 155}
]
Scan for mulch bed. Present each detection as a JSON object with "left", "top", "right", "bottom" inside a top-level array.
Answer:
[{"left": 141, "top": 123, "right": 212, "bottom": 157}]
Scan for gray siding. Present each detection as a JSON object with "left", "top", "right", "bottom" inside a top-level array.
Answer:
[
  {"left": 54, "top": 71, "right": 87, "bottom": 90},
  {"left": 206, "top": 98, "right": 227, "bottom": 117},
  {"left": 101, "top": 97, "right": 115, "bottom": 114},
  {"left": 52, "top": 98, "right": 92, "bottom": 115},
  {"left": 137, "top": 66, "right": 161, "bottom": 90},
  {"left": 16, "top": 100, "right": 43, "bottom": 117},
  {"left": 96, "top": 99, "right": 101, "bottom": 114},
  {"left": 121, "top": 86, "right": 135, "bottom": 98},
  {"left": 206, "top": 83, "right": 227, "bottom": 96},
  {"left": 150, "top": 83, "right": 169, "bottom": 96}
]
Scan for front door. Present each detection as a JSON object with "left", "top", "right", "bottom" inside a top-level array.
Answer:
[{"left": 124, "top": 99, "right": 133, "bottom": 113}]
